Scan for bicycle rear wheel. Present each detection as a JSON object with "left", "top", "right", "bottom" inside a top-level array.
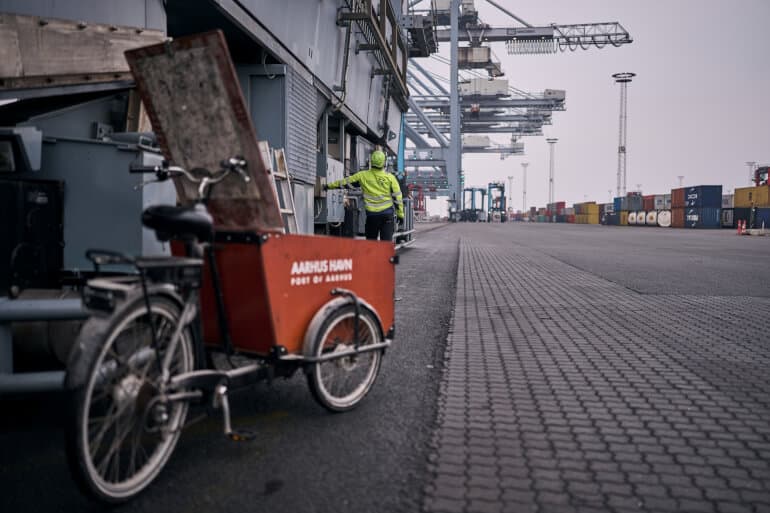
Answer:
[{"left": 65, "top": 296, "right": 194, "bottom": 502}]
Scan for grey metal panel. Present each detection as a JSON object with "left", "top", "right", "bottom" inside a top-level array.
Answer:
[
  {"left": 223, "top": 0, "right": 393, "bottom": 136},
  {"left": 286, "top": 67, "right": 317, "bottom": 185},
  {"left": 0, "top": 0, "right": 166, "bottom": 31},
  {"left": 19, "top": 95, "right": 126, "bottom": 141},
  {"left": 239, "top": 67, "right": 288, "bottom": 157},
  {"left": 18, "top": 136, "right": 172, "bottom": 270},
  {"left": 292, "top": 182, "right": 313, "bottom": 234}
]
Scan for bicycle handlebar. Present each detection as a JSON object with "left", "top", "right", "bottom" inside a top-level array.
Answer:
[{"left": 130, "top": 157, "right": 250, "bottom": 197}]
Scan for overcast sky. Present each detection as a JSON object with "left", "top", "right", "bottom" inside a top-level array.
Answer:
[{"left": 419, "top": 0, "right": 770, "bottom": 213}]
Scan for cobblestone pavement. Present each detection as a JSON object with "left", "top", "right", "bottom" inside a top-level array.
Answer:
[{"left": 424, "top": 226, "right": 770, "bottom": 513}]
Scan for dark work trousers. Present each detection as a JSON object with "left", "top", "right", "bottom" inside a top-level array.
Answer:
[{"left": 365, "top": 213, "right": 394, "bottom": 241}]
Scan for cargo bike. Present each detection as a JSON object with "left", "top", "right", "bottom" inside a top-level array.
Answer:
[{"left": 63, "top": 32, "right": 397, "bottom": 502}]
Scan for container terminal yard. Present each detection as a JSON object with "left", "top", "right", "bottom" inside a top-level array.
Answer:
[{"left": 1, "top": 1, "right": 770, "bottom": 512}]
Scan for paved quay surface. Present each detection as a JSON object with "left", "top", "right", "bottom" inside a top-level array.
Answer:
[{"left": 424, "top": 223, "right": 770, "bottom": 513}]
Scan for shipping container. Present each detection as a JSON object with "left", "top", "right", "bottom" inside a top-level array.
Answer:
[
  {"left": 643, "top": 195, "right": 655, "bottom": 212},
  {"left": 734, "top": 185, "right": 770, "bottom": 208},
  {"left": 721, "top": 194, "right": 734, "bottom": 208},
  {"left": 664, "top": 194, "right": 672, "bottom": 209},
  {"left": 674, "top": 185, "right": 722, "bottom": 208},
  {"left": 604, "top": 213, "right": 619, "bottom": 226},
  {"left": 734, "top": 207, "right": 770, "bottom": 229},
  {"left": 684, "top": 207, "right": 721, "bottom": 228},
  {"left": 721, "top": 208, "right": 734, "bottom": 228},
  {"left": 654, "top": 195, "right": 666, "bottom": 210},
  {"left": 458, "top": 46, "right": 491, "bottom": 65},
  {"left": 624, "top": 194, "right": 643, "bottom": 212},
  {"left": 671, "top": 207, "right": 685, "bottom": 228},
  {"left": 613, "top": 197, "right": 623, "bottom": 212},
  {"left": 756, "top": 208, "right": 770, "bottom": 228},
  {"left": 671, "top": 188, "right": 686, "bottom": 208},
  {"left": 459, "top": 78, "right": 509, "bottom": 97},
  {"left": 462, "top": 135, "right": 490, "bottom": 148},
  {"left": 603, "top": 202, "right": 614, "bottom": 213},
  {"left": 657, "top": 210, "right": 672, "bottom": 228},
  {"left": 620, "top": 211, "right": 628, "bottom": 226}
]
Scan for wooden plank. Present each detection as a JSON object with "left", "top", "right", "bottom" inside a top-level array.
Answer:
[
  {"left": 125, "top": 30, "right": 284, "bottom": 233},
  {"left": 0, "top": 13, "right": 164, "bottom": 86}
]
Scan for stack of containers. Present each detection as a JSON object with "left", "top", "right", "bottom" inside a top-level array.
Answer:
[
  {"left": 564, "top": 207, "right": 576, "bottom": 224},
  {"left": 721, "top": 194, "right": 734, "bottom": 228},
  {"left": 602, "top": 203, "right": 618, "bottom": 225},
  {"left": 572, "top": 202, "right": 600, "bottom": 224},
  {"left": 643, "top": 195, "right": 655, "bottom": 212},
  {"left": 612, "top": 197, "right": 626, "bottom": 225},
  {"left": 671, "top": 188, "right": 685, "bottom": 227},
  {"left": 547, "top": 201, "right": 566, "bottom": 222},
  {"left": 733, "top": 185, "right": 770, "bottom": 228},
  {"left": 622, "top": 193, "right": 643, "bottom": 226},
  {"left": 671, "top": 185, "right": 722, "bottom": 228}
]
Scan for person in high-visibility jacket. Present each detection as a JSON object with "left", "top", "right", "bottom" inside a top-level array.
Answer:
[{"left": 324, "top": 149, "right": 403, "bottom": 241}]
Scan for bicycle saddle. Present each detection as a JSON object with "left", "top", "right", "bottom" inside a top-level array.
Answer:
[{"left": 142, "top": 204, "right": 214, "bottom": 242}]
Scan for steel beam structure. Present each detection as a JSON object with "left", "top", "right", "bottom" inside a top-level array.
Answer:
[
  {"left": 448, "top": 0, "right": 460, "bottom": 201},
  {"left": 407, "top": 96, "right": 450, "bottom": 147},
  {"left": 413, "top": 97, "right": 564, "bottom": 109}
]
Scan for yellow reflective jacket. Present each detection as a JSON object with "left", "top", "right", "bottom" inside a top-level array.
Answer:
[{"left": 327, "top": 168, "right": 404, "bottom": 218}]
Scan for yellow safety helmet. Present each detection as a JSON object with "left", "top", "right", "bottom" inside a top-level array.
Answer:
[{"left": 370, "top": 150, "right": 386, "bottom": 169}]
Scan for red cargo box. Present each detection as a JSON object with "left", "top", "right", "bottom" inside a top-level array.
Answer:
[{"left": 195, "top": 234, "right": 396, "bottom": 356}]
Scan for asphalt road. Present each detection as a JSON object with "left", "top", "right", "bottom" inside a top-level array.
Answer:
[
  {"left": 0, "top": 225, "right": 457, "bottom": 513},
  {"left": 505, "top": 223, "right": 770, "bottom": 297}
]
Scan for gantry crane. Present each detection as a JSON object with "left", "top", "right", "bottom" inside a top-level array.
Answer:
[{"left": 403, "top": 0, "right": 632, "bottom": 204}]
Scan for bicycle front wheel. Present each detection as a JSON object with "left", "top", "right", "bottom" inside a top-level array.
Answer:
[
  {"left": 65, "top": 295, "right": 195, "bottom": 503},
  {"left": 305, "top": 304, "right": 383, "bottom": 412}
]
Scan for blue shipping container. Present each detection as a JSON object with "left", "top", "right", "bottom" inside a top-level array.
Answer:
[
  {"left": 684, "top": 207, "right": 721, "bottom": 228},
  {"left": 613, "top": 197, "right": 623, "bottom": 211},
  {"left": 735, "top": 207, "right": 770, "bottom": 228},
  {"left": 721, "top": 208, "right": 734, "bottom": 228},
  {"left": 684, "top": 185, "right": 722, "bottom": 208}
]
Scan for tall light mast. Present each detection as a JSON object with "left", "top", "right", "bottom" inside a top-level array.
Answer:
[
  {"left": 613, "top": 72, "right": 635, "bottom": 197},
  {"left": 521, "top": 162, "right": 529, "bottom": 212},
  {"left": 546, "top": 139, "right": 558, "bottom": 205}
]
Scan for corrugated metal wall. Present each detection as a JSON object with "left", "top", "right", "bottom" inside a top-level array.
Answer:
[{"left": 286, "top": 67, "right": 317, "bottom": 185}]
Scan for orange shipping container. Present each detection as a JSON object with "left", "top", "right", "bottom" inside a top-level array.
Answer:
[
  {"left": 671, "top": 188, "right": 686, "bottom": 208},
  {"left": 671, "top": 207, "right": 685, "bottom": 228},
  {"left": 734, "top": 185, "right": 770, "bottom": 208}
]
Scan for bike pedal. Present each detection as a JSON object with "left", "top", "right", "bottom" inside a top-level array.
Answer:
[{"left": 226, "top": 430, "right": 256, "bottom": 442}]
